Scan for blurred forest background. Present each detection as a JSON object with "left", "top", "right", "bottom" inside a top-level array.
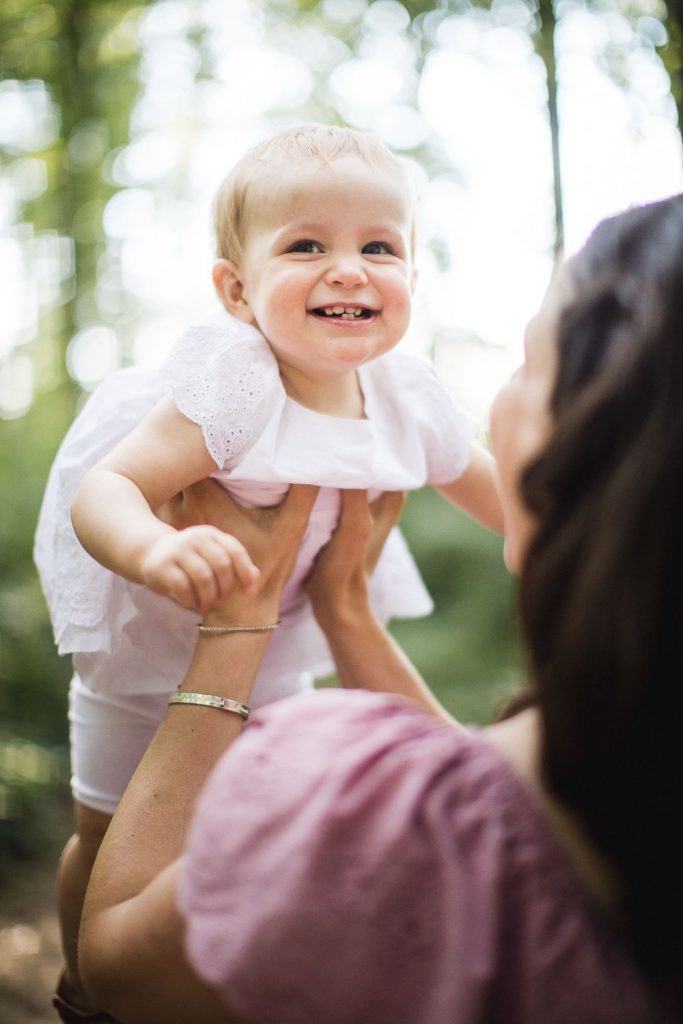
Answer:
[{"left": 1, "top": 0, "right": 682, "bottom": 877}]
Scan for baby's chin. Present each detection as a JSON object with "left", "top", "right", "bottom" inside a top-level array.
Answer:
[{"left": 327, "top": 337, "right": 394, "bottom": 365}]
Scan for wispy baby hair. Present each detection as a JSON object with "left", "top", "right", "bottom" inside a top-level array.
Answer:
[{"left": 212, "top": 123, "right": 415, "bottom": 264}]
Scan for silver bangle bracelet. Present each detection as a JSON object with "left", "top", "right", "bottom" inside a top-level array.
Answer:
[{"left": 168, "top": 691, "right": 250, "bottom": 720}]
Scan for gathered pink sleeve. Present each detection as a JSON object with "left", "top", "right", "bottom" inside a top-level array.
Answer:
[
  {"left": 177, "top": 690, "right": 660, "bottom": 1024},
  {"left": 179, "top": 692, "right": 449, "bottom": 1022},
  {"left": 176, "top": 692, "right": 512, "bottom": 1024}
]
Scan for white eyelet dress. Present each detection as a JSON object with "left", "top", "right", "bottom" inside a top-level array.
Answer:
[{"left": 34, "top": 310, "right": 477, "bottom": 809}]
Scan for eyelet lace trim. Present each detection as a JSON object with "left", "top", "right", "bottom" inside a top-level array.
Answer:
[{"left": 161, "top": 325, "right": 278, "bottom": 467}]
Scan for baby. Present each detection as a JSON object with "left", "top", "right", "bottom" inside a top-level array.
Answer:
[{"left": 35, "top": 123, "right": 502, "bottom": 1015}]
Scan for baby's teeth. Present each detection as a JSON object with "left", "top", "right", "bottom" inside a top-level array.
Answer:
[{"left": 320, "top": 306, "right": 368, "bottom": 318}]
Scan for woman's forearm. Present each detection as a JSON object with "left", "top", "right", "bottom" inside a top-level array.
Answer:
[
  {"left": 78, "top": 484, "right": 318, "bottom": 1020},
  {"left": 83, "top": 627, "right": 273, "bottom": 913},
  {"left": 79, "top": 628, "right": 274, "bottom": 1022},
  {"left": 306, "top": 490, "right": 463, "bottom": 727},
  {"left": 320, "top": 603, "right": 463, "bottom": 728}
]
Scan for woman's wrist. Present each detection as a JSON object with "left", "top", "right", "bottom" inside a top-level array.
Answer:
[
  {"left": 311, "top": 579, "right": 375, "bottom": 637},
  {"left": 201, "top": 600, "right": 281, "bottom": 631},
  {"left": 179, "top": 626, "right": 275, "bottom": 704}
]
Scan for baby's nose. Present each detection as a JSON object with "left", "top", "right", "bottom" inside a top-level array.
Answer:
[{"left": 325, "top": 258, "right": 368, "bottom": 287}]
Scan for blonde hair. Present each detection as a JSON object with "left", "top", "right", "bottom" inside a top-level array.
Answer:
[{"left": 212, "top": 123, "right": 416, "bottom": 263}]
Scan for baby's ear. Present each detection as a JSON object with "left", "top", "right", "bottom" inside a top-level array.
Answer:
[{"left": 212, "top": 260, "right": 255, "bottom": 323}]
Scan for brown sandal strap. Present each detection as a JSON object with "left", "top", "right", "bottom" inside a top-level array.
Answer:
[{"left": 52, "top": 975, "right": 120, "bottom": 1024}]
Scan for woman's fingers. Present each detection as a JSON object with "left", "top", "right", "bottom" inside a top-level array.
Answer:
[
  {"left": 274, "top": 484, "right": 319, "bottom": 536},
  {"left": 307, "top": 489, "right": 403, "bottom": 584},
  {"left": 168, "top": 481, "right": 319, "bottom": 603},
  {"left": 305, "top": 489, "right": 404, "bottom": 626},
  {"left": 365, "top": 491, "right": 406, "bottom": 573},
  {"left": 332, "top": 490, "right": 405, "bottom": 575},
  {"left": 160, "top": 479, "right": 247, "bottom": 533}
]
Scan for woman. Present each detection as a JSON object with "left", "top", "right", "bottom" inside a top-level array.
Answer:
[{"left": 77, "top": 196, "right": 682, "bottom": 1023}]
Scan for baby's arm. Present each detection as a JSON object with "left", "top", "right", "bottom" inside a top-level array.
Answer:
[
  {"left": 434, "top": 442, "right": 504, "bottom": 534},
  {"left": 71, "top": 394, "right": 258, "bottom": 611}
]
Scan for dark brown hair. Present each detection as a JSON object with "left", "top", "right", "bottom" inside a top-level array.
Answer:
[{"left": 519, "top": 195, "right": 683, "bottom": 998}]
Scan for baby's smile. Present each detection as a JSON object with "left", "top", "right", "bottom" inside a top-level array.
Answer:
[{"left": 309, "top": 304, "right": 376, "bottom": 322}]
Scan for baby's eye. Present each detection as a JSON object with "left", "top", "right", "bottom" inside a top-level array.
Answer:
[
  {"left": 362, "top": 241, "right": 395, "bottom": 256},
  {"left": 287, "top": 240, "right": 323, "bottom": 254}
]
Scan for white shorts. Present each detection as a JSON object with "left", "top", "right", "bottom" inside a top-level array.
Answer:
[
  {"left": 68, "top": 671, "right": 315, "bottom": 816},
  {"left": 68, "top": 674, "right": 170, "bottom": 816}
]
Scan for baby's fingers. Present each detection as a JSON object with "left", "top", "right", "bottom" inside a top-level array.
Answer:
[
  {"left": 210, "top": 533, "right": 260, "bottom": 597},
  {"left": 158, "top": 562, "right": 204, "bottom": 610},
  {"left": 176, "top": 548, "right": 222, "bottom": 612}
]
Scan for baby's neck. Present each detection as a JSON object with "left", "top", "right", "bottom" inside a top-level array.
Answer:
[{"left": 279, "top": 366, "right": 366, "bottom": 419}]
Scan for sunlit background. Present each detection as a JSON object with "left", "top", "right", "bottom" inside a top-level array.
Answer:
[
  {"left": 1, "top": 0, "right": 683, "bottom": 879},
  {"left": 3, "top": 0, "right": 681, "bottom": 423}
]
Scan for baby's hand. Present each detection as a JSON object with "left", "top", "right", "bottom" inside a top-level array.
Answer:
[{"left": 140, "top": 526, "right": 259, "bottom": 612}]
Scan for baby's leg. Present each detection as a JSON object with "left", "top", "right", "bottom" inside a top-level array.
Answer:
[
  {"left": 56, "top": 801, "right": 112, "bottom": 1006},
  {"left": 56, "top": 675, "right": 168, "bottom": 1009}
]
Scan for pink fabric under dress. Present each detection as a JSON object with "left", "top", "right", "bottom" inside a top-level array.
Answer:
[{"left": 178, "top": 690, "right": 663, "bottom": 1024}]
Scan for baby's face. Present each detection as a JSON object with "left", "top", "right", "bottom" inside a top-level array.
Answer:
[{"left": 221, "top": 154, "right": 415, "bottom": 383}]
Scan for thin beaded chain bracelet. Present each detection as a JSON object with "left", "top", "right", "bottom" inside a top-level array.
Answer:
[{"left": 197, "top": 621, "right": 281, "bottom": 635}]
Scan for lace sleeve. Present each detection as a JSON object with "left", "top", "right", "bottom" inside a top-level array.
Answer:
[{"left": 160, "top": 316, "right": 281, "bottom": 468}]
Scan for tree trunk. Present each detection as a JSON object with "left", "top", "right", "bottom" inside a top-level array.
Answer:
[
  {"left": 536, "top": 0, "right": 564, "bottom": 268},
  {"left": 660, "top": 3, "right": 683, "bottom": 159}
]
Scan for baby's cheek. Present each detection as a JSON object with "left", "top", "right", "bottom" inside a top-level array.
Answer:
[
  {"left": 386, "top": 275, "right": 413, "bottom": 316},
  {"left": 268, "top": 274, "right": 310, "bottom": 318}
]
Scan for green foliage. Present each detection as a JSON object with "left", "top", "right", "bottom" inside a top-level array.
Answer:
[
  {"left": 0, "top": 404, "right": 73, "bottom": 749},
  {"left": 393, "top": 488, "right": 522, "bottom": 725},
  {"left": 0, "top": 732, "right": 70, "bottom": 874},
  {"left": 0, "top": 399, "right": 73, "bottom": 868}
]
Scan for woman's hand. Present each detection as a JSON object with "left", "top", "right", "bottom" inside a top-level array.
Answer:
[
  {"left": 159, "top": 480, "right": 319, "bottom": 623},
  {"left": 306, "top": 489, "right": 405, "bottom": 631},
  {"left": 305, "top": 489, "right": 455, "bottom": 723}
]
